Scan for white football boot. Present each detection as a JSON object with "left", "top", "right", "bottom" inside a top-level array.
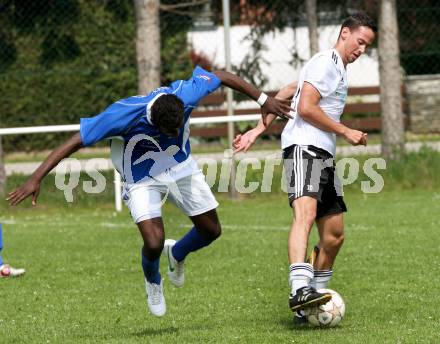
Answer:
[
  {"left": 0, "top": 264, "right": 25, "bottom": 278},
  {"left": 163, "top": 239, "right": 184, "bottom": 287},
  {"left": 145, "top": 279, "right": 166, "bottom": 317}
]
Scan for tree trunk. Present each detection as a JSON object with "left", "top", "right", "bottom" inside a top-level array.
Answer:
[
  {"left": 379, "top": 0, "right": 405, "bottom": 160},
  {"left": 0, "top": 136, "right": 6, "bottom": 196},
  {"left": 305, "top": 0, "right": 319, "bottom": 56},
  {"left": 134, "top": 0, "right": 161, "bottom": 95}
]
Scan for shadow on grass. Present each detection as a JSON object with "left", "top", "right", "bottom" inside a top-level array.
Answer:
[
  {"left": 133, "top": 326, "right": 179, "bottom": 337},
  {"left": 279, "top": 317, "right": 343, "bottom": 332}
]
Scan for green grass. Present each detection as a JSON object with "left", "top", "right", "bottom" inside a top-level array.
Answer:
[{"left": 1, "top": 188, "right": 440, "bottom": 343}]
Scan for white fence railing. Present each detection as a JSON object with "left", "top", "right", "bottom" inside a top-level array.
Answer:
[
  {"left": 0, "top": 115, "right": 261, "bottom": 136},
  {"left": 0, "top": 114, "right": 262, "bottom": 211}
]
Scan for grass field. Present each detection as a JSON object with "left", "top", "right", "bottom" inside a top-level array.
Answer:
[{"left": 1, "top": 187, "right": 439, "bottom": 343}]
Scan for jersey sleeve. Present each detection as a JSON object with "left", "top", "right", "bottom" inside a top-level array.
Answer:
[
  {"left": 80, "top": 99, "right": 146, "bottom": 146},
  {"left": 176, "top": 66, "right": 222, "bottom": 107},
  {"left": 303, "top": 56, "right": 340, "bottom": 98}
]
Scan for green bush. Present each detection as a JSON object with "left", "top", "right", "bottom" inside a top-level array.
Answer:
[
  {"left": 0, "top": 2, "right": 137, "bottom": 152},
  {"left": 0, "top": 1, "right": 197, "bottom": 153}
]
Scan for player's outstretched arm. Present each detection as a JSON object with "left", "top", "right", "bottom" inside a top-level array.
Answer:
[
  {"left": 212, "top": 70, "right": 293, "bottom": 125},
  {"left": 233, "top": 82, "right": 297, "bottom": 153},
  {"left": 7, "top": 133, "right": 83, "bottom": 206}
]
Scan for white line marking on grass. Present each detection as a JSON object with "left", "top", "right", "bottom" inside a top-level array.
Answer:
[
  {"left": 100, "top": 222, "right": 131, "bottom": 228},
  {"left": 349, "top": 224, "right": 374, "bottom": 231},
  {"left": 2, "top": 218, "right": 287, "bottom": 232},
  {"left": 222, "top": 224, "right": 288, "bottom": 231},
  {"left": 0, "top": 219, "right": 16, "bottom": 225}
]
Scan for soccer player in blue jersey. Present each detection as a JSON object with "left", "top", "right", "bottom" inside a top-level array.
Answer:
[
  {"left": 8, "top": 66, "right": 292, "bottom": 316},
  {"left": 0, "top": 223, "right": 25, "bottom": 278}
]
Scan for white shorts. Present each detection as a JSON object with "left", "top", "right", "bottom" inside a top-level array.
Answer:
[{"left": 123, "top": 169, "right": 219, "bottom": 223}]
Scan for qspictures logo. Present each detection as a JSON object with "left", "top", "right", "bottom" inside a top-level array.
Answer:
[{"left": 54, "top": 135, "right": 387, "bottom": 203}]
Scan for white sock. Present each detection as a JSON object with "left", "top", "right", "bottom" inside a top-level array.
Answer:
[
  {"left": 311, "top": 269, "right": 333, "bottom": 290},
  {"left": 289, "top": 263, "right": 314, "bottom": 295}
]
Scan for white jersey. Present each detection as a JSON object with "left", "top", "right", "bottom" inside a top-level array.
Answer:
[{"left": 281, "top": 49, "right": 348, "bottom": 156}]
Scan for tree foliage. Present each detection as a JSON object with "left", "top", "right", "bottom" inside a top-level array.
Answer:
[
  {"left": 0, "top": 0, "right": 438, "bottom": 152},
  {"left": 0, "top": 1, "right": 137, "bottom": 151},
  {"left": 0, "top": 0, "right": 205, "bottom": 152}
]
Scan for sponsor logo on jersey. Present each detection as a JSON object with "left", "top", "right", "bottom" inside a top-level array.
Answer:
[
  {"left": 151, "top": 87, "right": 169, "bottom": 95},
  {"left": 331, "top": 51, "right": 338, "bottom": 65},
  {"left": 196, "top": 75, "right": 211, "bottom": 81}
]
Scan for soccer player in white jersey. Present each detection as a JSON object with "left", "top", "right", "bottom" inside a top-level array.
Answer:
[
  {"left": 7, "top": 67, "right": 292, "bottom": 317},
  {"left": 234, "top": 12, "right": 376, "bottom": 316}
]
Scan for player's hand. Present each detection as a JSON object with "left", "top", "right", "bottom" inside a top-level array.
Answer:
[
  {"left": 343, "top": 128, "right": 368, "bottom": 146},
  {"left": 360, "top": 133, "right": 368, "bottom": 146},
  {"left": 233, "top": 128, "right": 260, "bottom": 153},
  {"left": 261, "top": 97, "right": 293, "bottom": 125},
  {"left": 7, "top": 178, "right": 41, "bottom": 206}
]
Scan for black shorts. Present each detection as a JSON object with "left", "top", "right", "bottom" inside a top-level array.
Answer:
[{"left": 283, "top": 144, "right": 347, "bottom": 219}]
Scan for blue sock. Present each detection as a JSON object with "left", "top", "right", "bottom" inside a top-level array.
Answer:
[
  {"left": 141, "top": 249, "right": 161, "bottom": 285},
  {"left": 172, "top": 227, "right": 213, "bottom": 262},
  {"left": 0, "top": 224, "right": 4, "bottom": 266}
]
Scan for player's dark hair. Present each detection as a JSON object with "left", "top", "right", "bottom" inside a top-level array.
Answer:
[
  {"left": 339, "top": 12, "right": 377, "bottom": 36},
  {"left": 150, "top": 94, "right": 184, "bottom": 137}
]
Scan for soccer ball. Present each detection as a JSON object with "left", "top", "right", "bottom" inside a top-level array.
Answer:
[{"left": 304, "top": 289, "right": 345, "bottom": 327}]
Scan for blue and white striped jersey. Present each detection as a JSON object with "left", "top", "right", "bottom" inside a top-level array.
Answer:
[{"left": 79, "top": 66, "right": 221, "bottom": 183}]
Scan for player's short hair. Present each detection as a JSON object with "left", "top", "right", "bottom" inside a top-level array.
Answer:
[
  {"left": 151, "top": 94, "right": 184, "bottom": 137},
  {"left": 339, "top": 12, "right": 377, "bottom": 37}
]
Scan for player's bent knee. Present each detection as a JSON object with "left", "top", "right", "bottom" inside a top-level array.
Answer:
[
  {"left": 323, "top": 233, "right": 344, "bottom": 252},
  {"left": 142, "top": 239, "right": 165, "bottom": 260},
  {"left": 198, "top": 222, "right": 221, "bottom": 242},
  {"left": 206, "top": 222, "right": 222, "bottom": 241},
  {"left": 214, "top": 222, "right": 222, "bottom": 239},
  {"left": 333, "top": 234, "right": 344, "bottom": 249}
]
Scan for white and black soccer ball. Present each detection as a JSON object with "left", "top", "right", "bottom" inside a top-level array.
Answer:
[{"left": 304, "top": 289, "right": 345, "bottom": 327}]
